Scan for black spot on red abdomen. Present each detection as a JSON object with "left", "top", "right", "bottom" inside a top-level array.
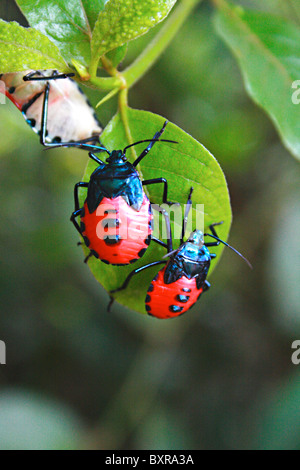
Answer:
[
  {"left": 145, "top": 267, "right": 201, "bottom": 319},
  {"left": 80, "top": 196, "right": 152, "bottom": 266}
]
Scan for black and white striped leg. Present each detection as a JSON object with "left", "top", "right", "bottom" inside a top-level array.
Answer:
[
  {"left": 24, "top": 77, "right": 99, "bottom": 149},
  {"left": 23, "top": 70, "right": 75, "bottom": 82}
]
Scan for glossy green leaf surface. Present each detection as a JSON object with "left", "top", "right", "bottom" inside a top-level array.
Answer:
[
  {"left": 81, "top": 0, "right": 108, "bottom": 30},
  {"left": 215, "top": 1, "right": 300, "bottom": 160},
  {"left": 79, "top": 108, "right": 232, "bottom": 315},
  {"left": 15, "top": 0, "right": 94, "bottom": 65},
  {"left": 0, "top": 19, "right": 68, "bottom": 73},
  {"left": 91, "top": 0, "right": 177, "bottom": 63}
]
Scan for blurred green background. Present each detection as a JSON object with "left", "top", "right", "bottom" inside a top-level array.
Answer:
[{"left": 0, "top": 0, "right": 299, "bottom": 450}]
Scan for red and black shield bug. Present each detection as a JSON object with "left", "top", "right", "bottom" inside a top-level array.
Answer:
[
  {"left": 0, "top": 70, "right": 102, "bottom": 147},
  {"left": 70, "top": 121, "right": 179, "bottom": 266},
  {"left": 110, "top": 188, "right": 252, "bottom": 318}
]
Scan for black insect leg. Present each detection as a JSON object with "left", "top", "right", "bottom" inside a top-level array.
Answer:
[
  {"left": 203, "top": 280, "right": 211, "bottom": 292},
  {"left": 23, "top": 71, "right": 43, "bottom": 81},
  {"left": 181, "top": 187, "right": 194, "bottom": 244},
  {"left": 23, "top": 71, "right": 75, "bottom": 82},
  {"left": 110, "top": 261, "right": 167, "bottom": 295},
  {"left": 204, "top": 241, "right": 220, "bottom": 247},
  {"left": 204, "top": 222, "right": 224, "bottom": 247},
  {"left": 39, "top": 82, "right": 100, "bottom": 148},
  {"left": 88, "top": 152, "right": 106, "bottom": 166},
  {"left": 196, "top": 278, "right": 212, "bottom": 291},
  {"left": 209, "top": 222, "right": 224, "bottom": 238},
  {"left": 46, "top": 140, "right": 107, "bottom": 152},
  {"left": 71, "top": 182, "right": 100, "bottom": 264},
  {"left": 142, "top": 177, "right": 179, "bottom": 252},
  {"left": 151, "top": 237, "right": 168, "bottom": 249},
  {"left": 39, "top": 82, "right": 51, "bottom": 146},
  {"left": 22, "top": 70, "right": 101, "bottom": 148},
  {"left": 107, "top": 296, "right": 115, "bottom": 313},
  {"left": 74, "top": 182, "right": 89, "bottom": 211},
  {"left": 142, "top": 178, "right": 179, "bottom": 206},
  {"left": 71, "top": 209, "right": 83, "bottom": 237},
  {"left": 70, "top": 182, "right": 88, "bottom": 236},
  {"left": 132, "top": 121, "right": 169, "bottom": 167},
  {"left": 84, "top": 253, "right": 93, "bottom": 264},
  {"left": 152, "top": 204, "right": 173, "bottom": 253}
]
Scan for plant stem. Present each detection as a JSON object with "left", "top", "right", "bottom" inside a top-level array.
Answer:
[
  {"left": 123, "top": 0, "right": 202, "bottom": 89},
  {"left": 95, "top": 87, "right": 120, "bottom": 108},
  {"left": 88, "top": 0, "right": 202, "bottom": 92},
  {"left": 89, "top": 52, "right": 100, "bottom": 79},
  {"left": 87, "top": 0, "right": 202, "bottom": 176},
  {"left": 100, "top": 55, "right": 136, "bottom": 157},
  {"left": 88, "top": 74, "right": 121, "bottom": 91},
  {"left": 92, "top": 0, "right": 202, "bottom": 180},
  {"left": 118, "top": 86, "right": 137, "bottom": 163}
]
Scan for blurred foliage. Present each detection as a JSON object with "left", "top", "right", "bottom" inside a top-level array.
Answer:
[
  {"left": 215, "top": 1, "right": 300, "bottom": 160},
  {"left": 0, "top": 390, "right": 83, "bottom": 450},
  {"left": 0, "top": 0, "right": 299, "bottom": 450},
  {"left": 254, "top": 373, "right": 300, "bottom": 450}
]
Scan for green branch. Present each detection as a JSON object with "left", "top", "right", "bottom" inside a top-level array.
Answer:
[
  {"left": 87, "top": 0, "right": 202, "bottom": 93},
  {"left": 88, "top": 74, "right": 121, "bottom": 91},
  {"left": 123, "top": 0, "right": 201, "bottom": 89}
]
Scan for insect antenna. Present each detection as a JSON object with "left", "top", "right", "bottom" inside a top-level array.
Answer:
[
  {"left": 163, "top": 249, "right": 179, "bottom": 259},
  {"left": 124, "top": 139, "right": 178, "bottom": 154},
  {"left": 204, "top": 233, "right": 253, "bottom": 269}
]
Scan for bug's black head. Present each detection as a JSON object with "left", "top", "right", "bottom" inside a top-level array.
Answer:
[
  {"left": 163, "top": 230, "right": 211, "bottom": 284},
  {"left": 106, "top": 150, "right": 127, "bottom": 165},
  {"left": 176, "top": 230, "right": 210, "bottom": 277}
]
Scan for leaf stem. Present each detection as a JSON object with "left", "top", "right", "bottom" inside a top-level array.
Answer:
[
  {"left": 123, "top": 0, "right": 202, "bottom": 89},
  {"left": 100, "top": 56, "right": 137, "bottom": 159},
  {"left": 118, "top": 87, "right": 137, "bottom": 163},
  {"left": 90, "top": 0, "right": 203, "bottom": 184},
  {"left": 88, "top": 74, "right": 121, "bottom": 91},
  {"left": 89, "top": 52, "right": 100, "bottom": 79},
  {"left": 88, "top": 0, "right": 201, "bottom": 92},
  {"left": 88, "top": 0, "right": 202, "bottom": 171},
  {"left": 95, "top": 87, "right": 119, "bottom": 108}
]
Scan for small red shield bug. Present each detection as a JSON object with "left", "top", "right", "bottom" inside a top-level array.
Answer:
[
  {"left": 110, "top": 188, "right": 252, "bottom": 318},
  {"left": 68, "top": 121, "right": 180, "bottom": 266}
]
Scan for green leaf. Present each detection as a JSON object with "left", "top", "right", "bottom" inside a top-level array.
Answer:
[
  {"left": 15, "top": 0, "right": 93, "bottom": 66},
  {"left": 91, "top": 0, "right": 177, "bottom": 66},
  {"left": 215, "top": 1, "right": 300, "bottom": 160},
  {"left": 79, "top": 108, "right": 232, "bottom": 315},
  {"left": 0, "top": 390, "right": 82, "bottom": 450},
  {"left": 266, "top": 187, "right": 300, "bottom": 334},
  {"left": 106, "top": 44, "right": 128, "bottom": 68},
  {"left": 0, "top": 19, "right": 68, "bottom": 73},
  {"left": 81, "top": 0, "right": 108, "bottom": 30}
]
